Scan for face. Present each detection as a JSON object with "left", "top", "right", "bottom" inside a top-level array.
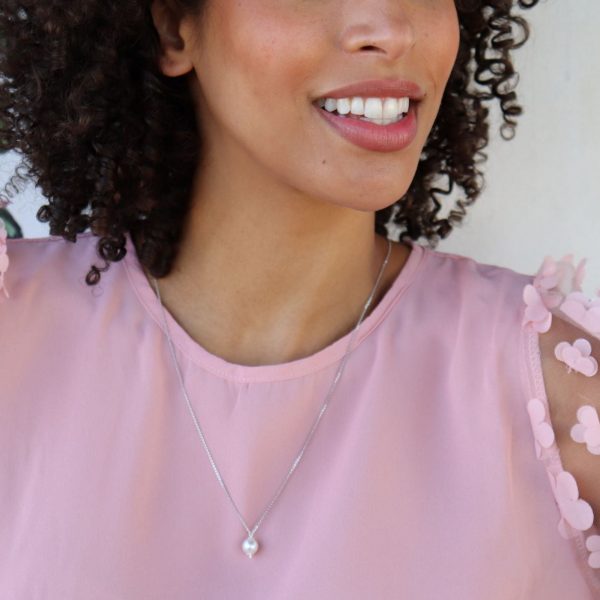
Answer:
[{"left": 178, "top": 0, "right": 460, "bottom": 212}]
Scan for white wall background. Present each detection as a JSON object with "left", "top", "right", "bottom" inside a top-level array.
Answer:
[
  {"left": 1, "top": 0, "right": 599, "bottom": 291},
  {"left": 437, "top": 0, "right": 600, "bottom": 293}
]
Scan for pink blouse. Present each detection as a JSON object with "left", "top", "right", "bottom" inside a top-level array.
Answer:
[{"left": 1, "top": 227, "right": 600, "bottom": 599}]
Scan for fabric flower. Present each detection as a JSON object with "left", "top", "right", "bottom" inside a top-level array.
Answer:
[
  {"left": 0, "top": 219, "right": 9, "bottom": 300},
  {"left": 549, "top": 470, "right": 595, "bottom": 539},
  {"left": 559, "top": 291, "right": 600, "bottom": 336},
  {"left": 534, "top": 255, "right": 586, "bottom": 309},
  {"left": 523, "top": 284, "right": 552, "bottom": 333},
  {"left": 526, "top": 398, "right": 555, "bottom": 459},
  {"left": 570, "top": 405, "right": 600, "bottom": 455},
  {"left": 554, "top": 338, "right": 599, "bottom": 377},
  {"left": 585, "top": 535, "right": 600, "bottom": 569}
]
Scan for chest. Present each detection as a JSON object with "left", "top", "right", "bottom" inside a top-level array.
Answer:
[{"left": 1, "top": 377, "right": 592, "bottom": 600}]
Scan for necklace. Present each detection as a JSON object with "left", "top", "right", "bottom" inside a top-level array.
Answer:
[{"left": 150, "top": 238, "right": 392, "bottom": 558}]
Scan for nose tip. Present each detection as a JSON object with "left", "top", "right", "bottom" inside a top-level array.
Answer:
[{"left": 340, "top": 12, "right": 416, "bottom": 62}]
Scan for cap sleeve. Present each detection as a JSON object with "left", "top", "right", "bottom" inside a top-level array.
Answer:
[{"left": 522, "top": 253, "right": 600, "bottom": 592}]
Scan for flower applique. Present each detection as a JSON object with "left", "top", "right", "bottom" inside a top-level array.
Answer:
[
  {"left": 524, "top": 254, "right": 600, "bottom": 582},
  {"left": 560, "top": 291, "right": 600, "bottom": 337},
  {"left": 570, "top": 405, "right": 600, "bottom": 455},
  {"left": 533, "top": 255, "right": 587, "bottom": 309},
  {"left": 527, "top": 398, "right": 555, "bottom": 458},
  {"left": 586, "top": 535, "right": 600, "bottom": 569},
  {"left": 549, "top": 470, "right": 595, "bottom": 540},
  {"left": 0, "top": 219, "right": 9, "bottom": 299},
  {"left": 523, "top": 284, "right": 552, "bottom": 333},
  {"left": 554, "top": 338, "right": 599, "bottom": 377}
]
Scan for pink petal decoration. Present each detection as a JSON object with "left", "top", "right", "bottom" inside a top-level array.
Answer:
[
  {"left": 560, "top": 292, "right": 600, "bottom": 336},
  {"left": 570, "top": 405, "right": 600, "bottom": 455},
  {"left": 554, "top": 338, "right": 599, "bottom": 377},
  {"left": 552, "top": 471, "right": 595, "bottom": 536},
  {"left": 534, "top": 257, "right": 561, "bottom": 290},
  {"left": 534, "top": 255, "right": 587, "bottom": 307},
  {"left": 523, "top": 284, "right": 552, "bottom": 333},
  {"left": 526, "top": 398, "right": 555, "bottom": 458},
  {"left": 574, "top": 259, "right": 587, "bottom": 292},
  {"left": 586, "top": 535, "right": 600, "bottom": 569},
  {"left": 0, "top": 219, "right": 9, "bottom": 299}
]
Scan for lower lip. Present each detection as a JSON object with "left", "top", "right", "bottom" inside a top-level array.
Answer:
[{"left": 315, "top": 102, "right": 419, "bottom": 153}]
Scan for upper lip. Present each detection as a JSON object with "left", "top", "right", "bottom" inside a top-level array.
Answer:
[{"left": 316, "top": 78, "right": 425, "bottom": 101}]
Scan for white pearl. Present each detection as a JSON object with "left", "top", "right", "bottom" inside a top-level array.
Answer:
[{"left": 242, "top": 535, "right": 259, "bottom": 558}]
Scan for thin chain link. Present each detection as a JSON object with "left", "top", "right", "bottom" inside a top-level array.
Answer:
[{"left": 150, "top": 238, "right": 392, "bottom": 546}]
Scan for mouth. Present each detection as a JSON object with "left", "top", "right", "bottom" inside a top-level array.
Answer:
[
  {"left": 314, "top": 96, "right": 414, "bottom": 126},
  {"left": 312, "top": 95, "right": 421, "bottom": 153}
]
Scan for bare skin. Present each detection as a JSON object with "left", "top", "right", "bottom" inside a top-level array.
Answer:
[
  {"left": 147, "top": 0, "right": 460, "bottom": 366},
  {"left": 142, "top": 225, "right": 411, "bottom": 366}
]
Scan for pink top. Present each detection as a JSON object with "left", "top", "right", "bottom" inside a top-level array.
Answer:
[{"left": 1, "top": 230, "right": 600, "bottom": 599}]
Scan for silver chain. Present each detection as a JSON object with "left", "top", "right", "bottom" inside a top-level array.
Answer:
[{"left": 150, "top": 238, "right": 392, "bottom": 557}]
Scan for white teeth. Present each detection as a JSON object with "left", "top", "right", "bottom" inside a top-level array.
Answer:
[
  {"left": 336, "top": 98, "right": 351, "bottom": 115},
  {"left": 358, "top": 117, "right": 401, "bottom": 126},
  {"left": 350, "top": 97, "right": 365, "bottom": 116},
  {"left": 383, "top": 98, "right": 399, "bottom": 119},
  {"left": 320, "top": 96, "right": 410, "bottom": 120},
  {"left": 364, "top": 98, "right": 383, "bottom": 120},
  {"left": 324, "top": 98, "right": 336, "bottom": 112}
]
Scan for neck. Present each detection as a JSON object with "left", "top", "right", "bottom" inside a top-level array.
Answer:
[{"left": 139, "top": 168, "right": 411, "bottom": 367}]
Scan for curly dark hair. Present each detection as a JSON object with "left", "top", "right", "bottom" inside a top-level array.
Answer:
[{"left": 0, "top": 0, "right": 540, "bottom": 286}]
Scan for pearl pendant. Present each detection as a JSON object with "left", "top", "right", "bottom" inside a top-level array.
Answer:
[{"left": 242, "top": 535, "right": 259, "bottom": 558}]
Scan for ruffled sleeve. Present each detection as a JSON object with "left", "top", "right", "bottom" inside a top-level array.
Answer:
[{"left": 522, "top": 254, "right": 600, "bottom": 592}]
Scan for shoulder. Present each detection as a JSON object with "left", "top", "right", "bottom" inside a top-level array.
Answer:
[
  {"left": 423, "top": 245, "right": 531, "bottom": 299},
  {"left": 418, "top": 246, "right": 532, "bottom": 336},
  {"left": 0, "top": 232, "right": 115, "bottom": 340},
  {"left": 0, "top": 231, "right": 101, "bottom": 301}
]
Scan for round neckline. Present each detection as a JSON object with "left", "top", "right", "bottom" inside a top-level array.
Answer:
[{"left": 122, "top": 232, "right": 427, "bottom": 383}]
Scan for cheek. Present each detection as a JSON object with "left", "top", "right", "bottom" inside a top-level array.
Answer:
[
  {"left": 192, "top": 5, "right": 293, "bottom": 145},
  {"left": 210, "top": 1, "right": 319, "bottom": 96},
  {"left": 194, "top": 4, "right": 323, "bottom": 177},
  {"left": 430, "top": 8, "right": 461, "bottom": 82},
  {"left": 411, "top": 10, "right": 460, "bottom": 117}
]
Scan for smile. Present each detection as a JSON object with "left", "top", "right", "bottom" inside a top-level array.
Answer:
[
  {"left": 314, "top": 96, "right": 420, "bottom": 153},
  {"left": 318, "top": 96, "right": 410, "bottom": 126}
]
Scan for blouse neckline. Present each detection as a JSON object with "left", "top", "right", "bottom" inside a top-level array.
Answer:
[{"left": 122, "top": 232, "right": 428, "bottom": 383}]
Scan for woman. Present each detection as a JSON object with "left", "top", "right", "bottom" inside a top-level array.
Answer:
[{"left": 1, "top": 0, "right": 599, "bottom": 597}]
